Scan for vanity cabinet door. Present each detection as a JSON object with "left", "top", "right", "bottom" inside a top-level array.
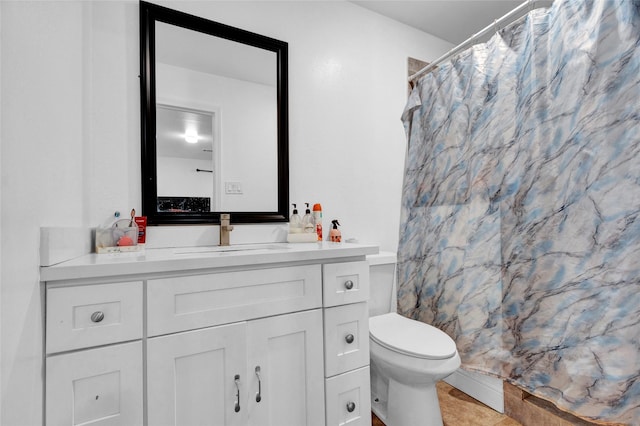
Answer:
[
  {"left": 247, "top": 309, "right": 325, "bottom": 426},
  {"left": 147, "top": 322, "right": 248, "bottom": 426},
  {"left": 46, "top": 341, "right": 143, "bottom": 426}
]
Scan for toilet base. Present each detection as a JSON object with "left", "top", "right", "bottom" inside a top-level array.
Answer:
[
  {"left": 386, "top": 379, "right": 442, "bottom": 426},
  {"left": 370, "top": 353, "right": 449, "bottom": 426}
]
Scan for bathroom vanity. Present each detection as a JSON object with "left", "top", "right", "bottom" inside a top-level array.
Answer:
[{"left": 41, "top": 242, "right": 377, "bottom": 426}]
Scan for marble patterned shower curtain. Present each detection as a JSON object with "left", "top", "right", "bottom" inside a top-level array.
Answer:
[{"left": 398, "top": 0, "right": 640, "bottom": 423}]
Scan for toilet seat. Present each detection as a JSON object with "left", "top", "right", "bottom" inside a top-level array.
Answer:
[{"left": 369, "top": 313, "right": 456, "bottom": 360}]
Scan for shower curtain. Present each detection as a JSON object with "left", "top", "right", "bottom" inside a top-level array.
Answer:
[{"left": 398, "top": 0, "right": 640, "bottom": 423}]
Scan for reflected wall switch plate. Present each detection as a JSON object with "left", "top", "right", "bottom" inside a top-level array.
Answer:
[{"left": 225, "top": 181, "right": 243, "bottom": 194}]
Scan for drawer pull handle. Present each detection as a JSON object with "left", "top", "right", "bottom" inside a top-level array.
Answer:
[
  {"left": 255, "top": 366, "right": 262, "bottom": 403},
  {"left": 90, "top": 311, "right": 105, "bottom": 323},
  {"left": 234, "top": 375, "right": 241, "bottom": 413},
  {"left": 344, "top": 280, "right": 354, "bottom": 290},
  {"left": 346, "top": 401, "right": 356, "bottom": 413},
  {"left": 345, "top": 334, "right": 355, "bottom": 344}
]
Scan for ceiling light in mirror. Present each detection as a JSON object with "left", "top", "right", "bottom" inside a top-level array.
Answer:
[{"left": 184, "top": 129, "right": 199, "bottom": 144}]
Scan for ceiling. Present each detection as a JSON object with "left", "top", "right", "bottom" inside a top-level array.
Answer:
[
  {"left": 156, "top": 21, "right": 276, "bottom": 86},
  {"left": 352, "top": 0, "right": 525, "bottom": 45}
]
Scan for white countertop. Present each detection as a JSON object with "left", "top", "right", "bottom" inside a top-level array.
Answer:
[{"left": 40, "top": 242, "right": 379, "bottom": 282}]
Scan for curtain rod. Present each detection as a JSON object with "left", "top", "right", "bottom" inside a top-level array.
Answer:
[{"left": 408, "top": 0, "right": 553, "bottom": 83}]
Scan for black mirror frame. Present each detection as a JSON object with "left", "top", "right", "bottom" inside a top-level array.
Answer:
[{"left": 140, "top": 1, "right": 289, "bottom": 225}]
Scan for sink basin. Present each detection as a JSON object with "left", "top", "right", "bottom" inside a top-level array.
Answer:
[{"left": 173, "top": 243, "right": 286, "bottom": 255}]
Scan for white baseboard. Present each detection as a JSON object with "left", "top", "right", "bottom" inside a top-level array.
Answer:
[{"left": 444, "top": 369, "right": 504, "bottom": 413}]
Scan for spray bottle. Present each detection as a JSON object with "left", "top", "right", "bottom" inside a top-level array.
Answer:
[
  {"left": 313, "top": 203, "right": 323, "bottom": 241},
  {"left": 330, "top": 220, "right": 342, "bottom": 242}
]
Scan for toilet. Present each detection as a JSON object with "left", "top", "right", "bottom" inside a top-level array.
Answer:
[{"left": 367, "top": 253, "right": 461, "bottom": 426}]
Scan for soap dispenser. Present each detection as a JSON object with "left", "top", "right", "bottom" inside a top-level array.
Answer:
[
  {"left": 290, "top": 204, "right": 302, "bottom": 233},
  {"left": 302, "top": 203, "right": 315, "bottom": 233}
]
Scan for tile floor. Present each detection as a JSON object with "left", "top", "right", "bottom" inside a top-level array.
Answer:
[{"left": 372, "top": 381, "right": 521, "bottom": 426}]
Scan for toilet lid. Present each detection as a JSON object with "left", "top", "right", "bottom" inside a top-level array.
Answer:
[{"left": 369, "top": 313, "right": 457, "bottom": 360}]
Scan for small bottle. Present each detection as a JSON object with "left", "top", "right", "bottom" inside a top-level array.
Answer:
[
  {"left": 313, "top": 203, "right": 323, "bottom": 241},
  {"left": 290, "top": 204, "right": 302, "bottom": 233},
  {"left": 330, "top": 220, "right": 342, "bottom": 242},
  {"left": 302, "top": 203, "right": 315, "bottom": 233}
]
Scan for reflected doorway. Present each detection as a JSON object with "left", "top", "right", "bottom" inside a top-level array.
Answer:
[{"left": 156, "top": 104, "right": 221, "bottom": 212}]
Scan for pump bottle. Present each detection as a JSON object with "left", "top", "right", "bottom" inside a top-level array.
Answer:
[
  {"left": 302, "top": 203, "right": 315, "bottom": 233},
  {"left": 290, "top": 204, "right": 302, "bottom": 233}
]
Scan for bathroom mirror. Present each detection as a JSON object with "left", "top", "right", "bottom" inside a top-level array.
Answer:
[{"left": 140, "top": 1, "right": 289, "bottom": 224}]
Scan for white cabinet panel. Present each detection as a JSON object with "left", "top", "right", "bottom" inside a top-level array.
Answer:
[
  {"left": 323, "top": 302, "right": 370, "bottom": 377},
  {"left": 46, "top": 341, "right": 143, "bottom": 426},
  {"left": 147, "top": 265, "right": 322, "bottom": 336},
  {"left": 46, "top": 281, "right": 142, "bottom": 353},
  {"left": 322, "top": 262, "right": 369, "bottom": 307},
  {"left": 325, "top": 367, "right": 372, "bottom": 426},
  {"left": 147, "top": 322, "right": 248, "bottom": 426},
  {"left": 247, "top": 309, "right": 325, "bottom": 426}
]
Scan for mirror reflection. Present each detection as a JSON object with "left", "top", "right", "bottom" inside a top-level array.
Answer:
[
  {"left": 140, "top": 1, "right": 289, "bottom": 224},
  {"left": 155, "top": 22, "right": 278, "bottom": 213},
  {"left": 156, "top": 104, "right": 215, "bottom": 212}
]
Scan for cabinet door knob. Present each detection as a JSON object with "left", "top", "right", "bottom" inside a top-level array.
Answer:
[
  {"left": 344, "top": 280, "right": 354, "bottom": 290},
  {"left": 346, "top": 401, "right": 356, "bottom": 413},
  {"left": 90, "top": 311, "right": 105, "bottom": 323},
  {"left": 345, "top": 334, "right": 355, "bottom": 344}
]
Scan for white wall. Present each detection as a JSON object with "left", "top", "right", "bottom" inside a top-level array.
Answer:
[
  {"left": 0, "top": 3, "right": 3, "bottom": 422},
  {"left": 0, "top": 1, "right": 452, "bottom": 423},
  {"left": 157, "top": 156, "right": 214, "bottom": 199},
  {"left": 2, "top": 4, "right": 85, "bottom": 425}
]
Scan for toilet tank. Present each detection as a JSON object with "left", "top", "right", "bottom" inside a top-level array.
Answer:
[{"left": 366, "top": 252, "right": 397, "bottom": 317}]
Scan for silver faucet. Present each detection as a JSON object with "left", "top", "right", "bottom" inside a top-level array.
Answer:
[{"left": 220, "top": 213, "right": 234, "bottom": 246}]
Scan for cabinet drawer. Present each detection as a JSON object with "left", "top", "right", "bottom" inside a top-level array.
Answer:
[
  {"left": 147, "top": 265, "right": 322, "bottom": 336},
  {"left": 325, "top": 366, "right": 371, "bottom": 426},
  {"left": 46, "top": 281, "right": 143, "bottom": 354},
  {"left": 323, "top": 261, "right": 369, "bottom": 307},
  {"left": 46, "top": 341, "right": 143, "bottom": 426},
  {"left": 324, "top": 302, "right": 369, "bottom": 377}
]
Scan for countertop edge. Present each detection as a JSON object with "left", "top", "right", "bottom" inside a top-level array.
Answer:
[{"left": 40, "top": 243, "right": 379, "bottom": 283}]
